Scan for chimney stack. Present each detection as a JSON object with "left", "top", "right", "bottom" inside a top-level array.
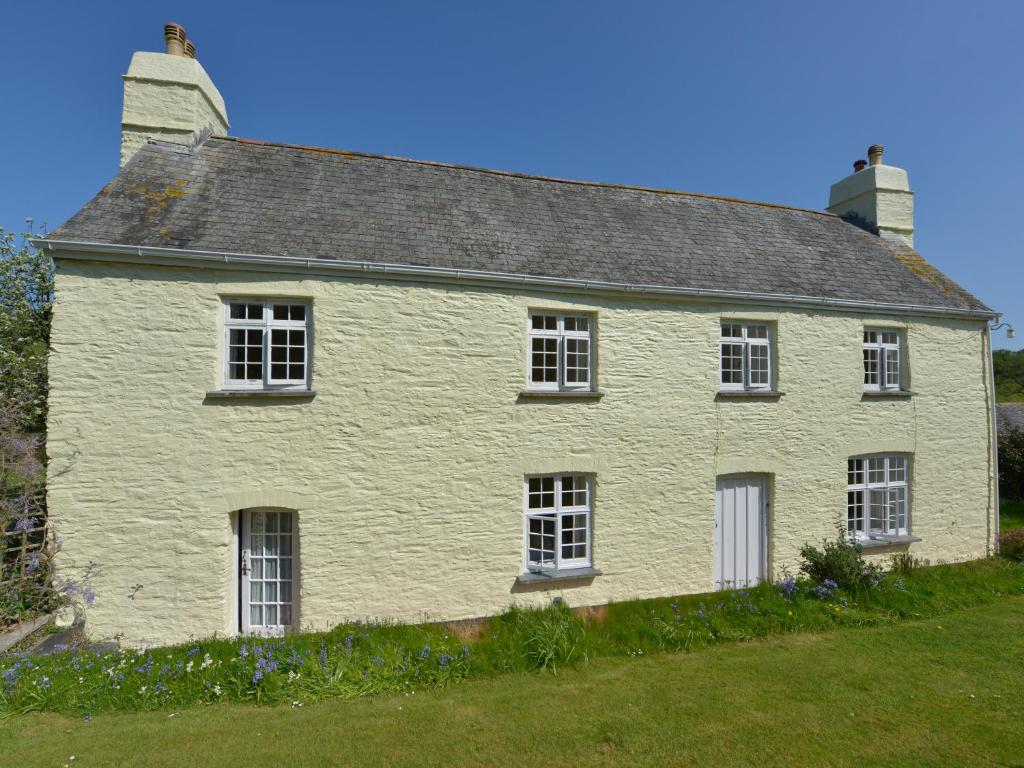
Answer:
[
  {"left": 827, "top": 144, "right": 915, "bottom": 247},
  {"left": 120, "top": 23, "right": 229, "bottom": 166},
  {"left": 164, "top": 23, "right": 187, "bottom": 56}
]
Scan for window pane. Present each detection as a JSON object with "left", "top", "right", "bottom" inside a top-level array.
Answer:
[
  {"left": 884, "top": 348, "right": 900, "bottom": 388},
  {"left": 721, "top": 343, "right": 744, "bottom": 384},
  {"left": 863, "top": 348, "right": 879, "bottom": 385},
  {"left": 868, "top": 459, "right": 885, "bottom": 484},
  {"left": 531, "top": 337, "right": 558, "bottom": 384},
  {"left": 848, "top": 459, "right": 864, "bottom": 486},
  {"left": 266, "top": 605, "right": 278, "bottom": 626},
  {"left": 863, "top": 330, "right": 877, "bottom": 344},
  {"left": 280, "top": 605, "right": 292, "bottom": 626},
  {"left": 532, "top": 315, "right": 557, "bottom": 331},
  {"left": 250, "top": 604, "right": 262, "bottom": 626},
  {"left": 749, "top": 344, "right": 769, "bottom": 386},
  {"left": 747, "top": 325, "right": 768, "bottom": 339},
  {"left": 565, "top": 338, "right": 590, "bottom": 385},
  {"left": 888, "top": 456, "right": 906, "bottom": 483},
  {"left": 868, "top": 489, "right": 886, "bottom": 533},
  {"left": 847, "top": 490, "right": 864, "bottom": 535},
  {"left": 881, "top": 332, "right": 899, "bottom": 345},
  {"left": 527, "top": 516, "right": 556, "bottom": 565}
]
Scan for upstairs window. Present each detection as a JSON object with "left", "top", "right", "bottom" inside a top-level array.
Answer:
[
  {"left": 528, "top": 313, "right": 593, "bottom": 391},
  {"left": 863, "top": 329, "right": 901, "bottom": 391},
  {"left": 524, "top": 474, "right": 592, "bottom": 572},
  {"left": 224, "top": 300, "right": 310, "bottom": 390},
  {"left": 720, "top": 322, "right": 772, "bottom": 391},
  {"left": 847, "top": 455, "right": 909, "bottom": 539}
]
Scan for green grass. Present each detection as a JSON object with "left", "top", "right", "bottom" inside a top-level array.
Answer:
[
  {"left": 3, "top": 597, "right": 1024, "bottom": 767},
  {"left": 1001, "top": 498, "right": 1024, "bottom": 531},
  {"left": 3, "top": 557, "right": 1024, "bottom": 718}
]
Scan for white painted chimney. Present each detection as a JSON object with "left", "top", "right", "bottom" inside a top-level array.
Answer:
[
  {"left": 827, "top": 145, "right": 915, "bottom": 247},
  {"left": 119, "top": 23, "right": 229, "bottom": 166}
]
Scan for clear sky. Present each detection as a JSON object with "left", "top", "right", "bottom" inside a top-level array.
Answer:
[{"left": 2, "top": 1, "right": 1020, "bottom": 349}]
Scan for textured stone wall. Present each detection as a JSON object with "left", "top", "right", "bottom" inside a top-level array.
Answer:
[
  {"left": 47, "top": 259, "right": 996, "bottom": 646},
  {"left": 120, "top": 51, "right": 229, "bottom": 167}
]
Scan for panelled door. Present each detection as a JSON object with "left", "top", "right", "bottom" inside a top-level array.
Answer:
[
  {"left": 240, "top": 508, "right": 296, "bottom": 636},
  {"left": 714, "top": 476, "right": 767, "bottom": 590}
]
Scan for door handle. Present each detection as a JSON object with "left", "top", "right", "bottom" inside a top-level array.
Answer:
[{"left": 240, "top": 551, "right": 250, "bottom": 576}]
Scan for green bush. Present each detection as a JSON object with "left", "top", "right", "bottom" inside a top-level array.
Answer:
[
  {"left": 473, "top": 603, "right": 590, "bottom": 672},
  {"left": 1000, "top": 428, "right": 1024, "bottom": 502},
  {"left": 999, "top": 530, "right": 1024, "bottom": 562},
  {"left": 799, "top": 528, "right": 883, "bottom": 591}
]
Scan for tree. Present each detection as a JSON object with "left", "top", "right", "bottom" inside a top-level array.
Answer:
[
  {"left": 0, "top": 227, "right": 53, "bottom": 434},
  {"left": 994, "top": 349, "right": 1024, "bottom": 403}
]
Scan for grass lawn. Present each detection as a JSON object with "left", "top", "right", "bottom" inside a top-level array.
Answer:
[
  {"left": 4, "top": 597, "right": 1024, "bottom": 768},
  {"left": 1002, "top": 498, "right": 1024, "bottom": 531}
]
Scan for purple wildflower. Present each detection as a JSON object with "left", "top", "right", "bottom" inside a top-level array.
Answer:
[
  {"left": 13, "top": 516, "right": 37, "bottom": 533},
  {"left": 420, "top": 646, "right": 431, "bottom": 659},
  {"left": 83, "top": 715, "right": 92, "bottom": 724},
  {"left": 318, "top": 642, "right": 328, "bottom": 668},
  {"left": 26, "top": 551, "right": 41, "bottom": 572},
  {"left": 372, "top": 654, "right": 384, "bottom": 667},
  {"left": 252, "top": 668, "right": 263, "bottom": 684},
  {"left": 438, "top": 654, "right": 453, "bottom": 667},
  {"left": 777, "top": 577, "right": 798, "bottom": 597},
  {"left": 187, "top": 647, "right": 201, "bottom": 657},
  {"left": 82, "top": 586, "right": 96, "bottom": 606}
]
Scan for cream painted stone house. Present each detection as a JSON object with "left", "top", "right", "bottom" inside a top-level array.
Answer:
[{"left": 39, "top": 26, "right": 1002, "bottom": 646}]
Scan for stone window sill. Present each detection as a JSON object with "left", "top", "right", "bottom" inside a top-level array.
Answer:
[
  {"left": 859, "top": 534, "right": 922, "bottom": 549},
  {"left": 716, "top": 390, "right": 784, "bottom": 399},
  {"left": 205, "top": 389, "right": 317, "bottom": 399},
  {"left": 518, "top": 390, "right": 604, "bottom": 401},
  {"left": 516, "top": 566, "right": 603, "bottom": 584},
  {"left": 862, "top": 390, "right": 915, "bottom": 399}
]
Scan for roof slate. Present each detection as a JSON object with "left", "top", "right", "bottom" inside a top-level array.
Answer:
[
  {"left": 51, "top": 136, "right": 988, "bottom": 313},
  {"left": 998, "top": 403, "right": 1024, "bottom": 435}
]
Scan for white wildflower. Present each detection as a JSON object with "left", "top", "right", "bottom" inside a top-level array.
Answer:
[{"left": 185, "top": 661, "right": 194, "bottom": 673}]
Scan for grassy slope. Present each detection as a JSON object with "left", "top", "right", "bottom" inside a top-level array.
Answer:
[
  {"left": 1002, "top": 499, "right": 1024, "bottom": 531},
  {"left": 5, "top": 598, "right": 1024, "bottom": 768}
]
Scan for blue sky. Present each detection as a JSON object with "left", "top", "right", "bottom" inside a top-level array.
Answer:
[{"left": 3, "top": 1, "right": 1020, "bottom": 348}]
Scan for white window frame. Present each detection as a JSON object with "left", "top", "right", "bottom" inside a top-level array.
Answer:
[
  {"left": 863, "top": 328, "right": 902, "bottom": 391},
  {"left": 223, "top": 299, "right": 311, "bottom": 391},
  {"left": 719, "top": 322, "right": 772, "bottom": 391},
  {"left": 846, "top": 454, "right": 910, "bottom": 540},
  {"left": 527, "top": 312, "right": 594, "bottom": 392},
  {"left": 523, "top": 474, "right": 593, "bottom": 573}
]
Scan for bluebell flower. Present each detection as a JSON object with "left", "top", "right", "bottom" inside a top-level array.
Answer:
[
  {"left": 187, "top": 647, "right": 201, "bottom": 657},
  {"left": 420, "top": 646, "right": 431, "bottom": 659},
  {"left": 438, "top": 654, "right": 453, "bottom": 667},
  {"left": 776, "top": 577, "right": 798, "bottom": 597}
]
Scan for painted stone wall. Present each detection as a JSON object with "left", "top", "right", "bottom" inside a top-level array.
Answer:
[{"left": 47, "top": 259, "right": 996, "bottom": 646}]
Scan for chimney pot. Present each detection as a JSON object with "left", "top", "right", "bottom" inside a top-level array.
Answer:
[
  {"left": 164, "top": 22, "right": 187, "bottom": 56},
  {"left": 184, "top": 40, "right": 196, "bottom": 59},
  {"left": 867, "top": 144, "right": 884, "bottom": 166},
  {"left": 853, "top": 159, "right": 867, "bottom": 173}
]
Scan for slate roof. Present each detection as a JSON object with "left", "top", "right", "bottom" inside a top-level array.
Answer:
[
  {"left": 998, "top": 404, "right": 1024, "bottom": 435},
  {"left": 51, "top": 136, "right": 989, "bottom": 313}
]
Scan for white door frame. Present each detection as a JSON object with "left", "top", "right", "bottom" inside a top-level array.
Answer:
[
  {"left": 714, "top": 474, "right": 769, "bottom": 590},
  {"left": 238, "top": 507, "right": 298, "bottom": 636}
]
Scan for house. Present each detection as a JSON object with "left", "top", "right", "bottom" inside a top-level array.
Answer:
[{"left": 39, "top": 25, "right": 1000, "bottom": 646}]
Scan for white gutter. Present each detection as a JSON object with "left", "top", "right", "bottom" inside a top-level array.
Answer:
[{"left": 33, "top": 238, "right": 999, "bottom": 322}]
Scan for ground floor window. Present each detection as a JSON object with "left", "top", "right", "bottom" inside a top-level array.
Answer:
[
  {"left": 240, "top": 508, "right": 296, "bottom": 636},
  {"left": 847, "top": 455, "right": 909, "bottom": 539},
  {"left": 524, "top": 475, "right": 592, "bottom": 572}
]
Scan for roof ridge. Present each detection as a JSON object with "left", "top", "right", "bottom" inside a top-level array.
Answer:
[{"left": 206, "top": 135, "right": 837, "bottom": 218}]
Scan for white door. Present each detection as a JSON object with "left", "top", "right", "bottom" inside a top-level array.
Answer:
[
  {"left": 714, "top": 476, "right": 767, "bottom": 590},
  {"left": 240, "top": 508, "right": 296, "bottom": 636}
]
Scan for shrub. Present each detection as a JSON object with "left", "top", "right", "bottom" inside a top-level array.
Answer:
[
  {"left": 889, "top": 553, "right": 927, "bottom": 576},
  {"left": 999, "top": 530, "right": 1024, "bottom": 562},
  {"left": 799, "top": 528, "right": 883, "bottom": 591},
  {"left": 1000, "top": 427, "right": 1024, "bottom": 502},
  {"left": 473, "top": 603, "right": 590, "bottom": 672}
]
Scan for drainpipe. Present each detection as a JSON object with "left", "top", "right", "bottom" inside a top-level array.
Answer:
[{"left": 986, "top": 322, "right": 1000, "bottom": 554}]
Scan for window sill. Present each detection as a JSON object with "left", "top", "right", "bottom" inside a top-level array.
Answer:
[
  {"left": 518, "top": 390, "right": 604, "bottom": 400},
  {"left": 516, "top": 566, "right": 602, "bottom": 584},
  {"left": 862, "top": 390, "right": 915, "bottom": 399},
  {"left": 205, "top": 389, "right": 317, "bottom": 399},
  {"left": 716, "top": 390, "right": 784, "bottom": 399},
  {"left": 859, "top": 534, "right": 922, "bottom": 549}
]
